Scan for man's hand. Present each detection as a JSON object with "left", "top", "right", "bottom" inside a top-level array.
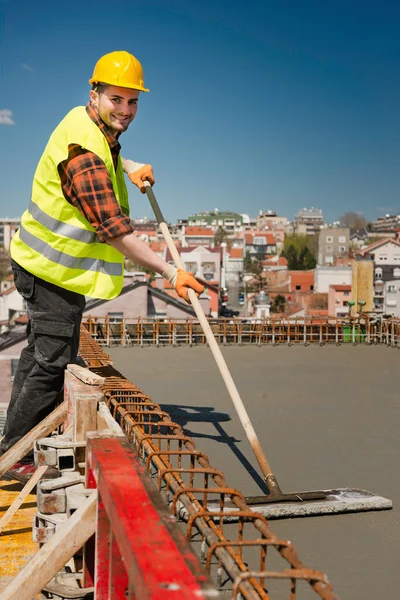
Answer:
[
  {"left": 162, "top": 266, "right": 204, "bottom": 303},
  {"left": 121, "top": 157, "right": 155, "bottom": 193}
]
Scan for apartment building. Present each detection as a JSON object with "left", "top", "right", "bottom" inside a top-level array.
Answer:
[
  {"left": 256, "top": 211, "right": 288, "bottom": 230},
  {"left": 328, "top": 284, "right": 351, "bottom": 317},
  {"left": 0, "top": 218, "right": 20, "bottom": 250},
  {"left": 245, "top": 232, "right": 277, "bottom": 261},
  {"left": 318, "top": 227, "right": 350, "bottom": 266},
  {"left": 188, "top": 210, "right": 244, "bottom": 233},
  {"left": 369, "top": 214, "right": 400, "bottom": 234},
  {"left": 294, "top": 208, "right": 324, "bottom": 235},
  {"left": 182, "top": 226, "right": 215, "bottom": 248},
  {"left": 358, "top": 238, "right": 400, "bottom": 315}
]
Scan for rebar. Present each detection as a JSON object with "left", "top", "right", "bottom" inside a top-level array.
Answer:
[{"left": 78, "top": 325, "right": 338, "bottom": 599}]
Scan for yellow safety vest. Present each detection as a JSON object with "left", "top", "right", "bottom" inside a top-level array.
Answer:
[{"left": 11, "top": 106, "right": 129, "bottom": 299}]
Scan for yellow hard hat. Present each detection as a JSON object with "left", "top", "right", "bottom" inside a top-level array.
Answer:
[{"left": 89, "top": 50, "right": 149, "bottom": 92}]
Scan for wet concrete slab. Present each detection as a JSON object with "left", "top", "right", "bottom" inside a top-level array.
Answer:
[{"left": 107, "top": 344, "right": 399, "bottom": 600}]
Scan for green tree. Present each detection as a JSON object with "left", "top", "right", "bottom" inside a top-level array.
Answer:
[
  {"left": 281, "top": 239, "right": 316, "bottom": 270},
  {"left": 247, "top": 260, "right": 269, "bottom": 293},
  {"left": 281, "top": 244, "right": 299, "bottom": 269},
  {"left": 214, "top": 226, "right": 228, "bottom": 246},
  {"left": 299, "top": 246, "right": 317, "bottom": 269},
  {"left": 243, "top": 251, "right": 253, "bottom": 272},
  {"left": 271, "top": 294, "right": 286, "bottom": 313}
]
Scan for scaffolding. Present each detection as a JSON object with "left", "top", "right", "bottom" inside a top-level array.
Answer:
[{"left": 82, "top": 315, "right": 400, "bottom": 348}]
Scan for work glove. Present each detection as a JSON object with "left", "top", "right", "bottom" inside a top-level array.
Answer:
[
  {"left": 121, "top": 157, "right": 155, "bottom": 193},
  {"left": 162, "top": 265, "right": 204, "bottom": 303}
]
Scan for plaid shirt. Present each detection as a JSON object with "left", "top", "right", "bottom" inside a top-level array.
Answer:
[{"left": 58, "top": 102, "right": 134, "bottom": 242}]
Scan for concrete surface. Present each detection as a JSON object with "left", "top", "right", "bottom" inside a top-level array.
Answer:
[{"left": 107, "top": 344, "right": 399, "bottom": 600}]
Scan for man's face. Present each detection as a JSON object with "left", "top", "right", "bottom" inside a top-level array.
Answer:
[{"left": 90, "top": 85, "right": 139, "bottom": 135}]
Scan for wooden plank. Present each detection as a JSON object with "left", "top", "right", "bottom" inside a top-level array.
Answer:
[
  {"left": 0, "top": 403, "right": 68, "bottom": 479},
  {"left": 1, "top": 491, "right": 97, "bottom": 600},
  {"left": 96, "top": 402, "right": 124, "bottom": 436},
  {"left": 73, "top": 393, "right": 99, "bottom": 443},
  {"left": 66, "top": 364, "right": 105, "bottom": 386},
  {"left": 0, "top": 466, "right": 48, "bottom": 534}
]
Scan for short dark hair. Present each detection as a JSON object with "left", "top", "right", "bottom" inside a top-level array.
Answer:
[{"left": 91, "top": 83, "right": 109, "bottom": 94}]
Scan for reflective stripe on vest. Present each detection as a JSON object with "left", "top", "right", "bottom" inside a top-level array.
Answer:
[
  {"left": 18, "top": 225, "right": 122, "bottom": 276},
  {"left": 28, "top": 200, "right": 101, "bottom": 244}
]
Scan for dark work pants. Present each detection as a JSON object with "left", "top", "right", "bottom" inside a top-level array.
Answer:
[{"left": 0, "top": 260, "right": 86, "bottom": 452}]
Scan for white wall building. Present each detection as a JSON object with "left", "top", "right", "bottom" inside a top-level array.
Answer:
[
  {"left": 314, "top": 266, "right": 352, "bottom": 294},
  {"left": 179, "top": 246, "right": 221, "bottom": 282},
  {"left": 0, "top": 286, "right": 26, "bottom": 332},
  {"left": 0, "top": 219, "right": 20, "bottom": 251}
]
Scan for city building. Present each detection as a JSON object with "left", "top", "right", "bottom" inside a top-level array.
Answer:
[
  {"left": 244, "top": 232, "right": 277, "bottom": 261},
  {"left": 328, "top": 284, "right": 351, "bottom": 317},
  {"left": 182, "top": 226, "right": 215, "bottom": 248},
  {"left": 357, "top": 237, "right": 400, "bottom": 315},
  {"left": 0, "top": 218, "right": 20, "bottom": 250},
  {"left": 368, "top": 214, "right": 400, "bottom": 234},
  {"left": 166, "top": 246, "right": 221, "bottom": 283},
  {"left": 314, "top": 266, "right": 352, "bottom": 293},
  {"left": 318, "top": 227, "right": 350, "bottom": 266},
  {"left": 188, "top": 210, "right": 244, "bottom": 233},
  {"left": 350, "top": 228, "right": 369, "bottom": 249},
  {"left": 256, "top": 211, "right": 288, "bottom": 230},
  {"left": 294, "top": 207, "right": 324, "bottom": 235}
]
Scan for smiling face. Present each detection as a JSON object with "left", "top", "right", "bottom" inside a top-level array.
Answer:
[{"left": 89, "top": 85, "right": 139, "bottom": 135}]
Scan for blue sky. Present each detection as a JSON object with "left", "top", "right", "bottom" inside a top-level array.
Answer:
[{"left": 0, "top": 0, "right": 399, "bottom": 224}]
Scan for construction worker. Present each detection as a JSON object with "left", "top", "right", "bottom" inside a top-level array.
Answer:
[{"left": 0, "top": 51, "right": 204, "bottom": 480}]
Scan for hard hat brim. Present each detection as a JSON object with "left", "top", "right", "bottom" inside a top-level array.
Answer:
[{"left": 89, "top": 79, "right": 149, "bottom": 92}]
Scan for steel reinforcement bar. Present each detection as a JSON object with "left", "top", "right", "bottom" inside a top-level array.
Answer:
[
  {"left": 79, "top": 325, "right": 338, "bottom": 600},
  {"left": 83, "top": 315, "right": 400, "bottom": 347}
]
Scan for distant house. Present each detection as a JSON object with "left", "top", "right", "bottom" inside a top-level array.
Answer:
[
  {"left": 350, "top": 228, "right": 369, "bottom": 248},
  {"left": 318, "top": 227, "right": 350, "bottom": 266},
  {"left": 245, "top": 232, "right": 276, "bottom": 260},
  {"left": 357, "top": 237, "right": 400, "bottom": 315},
  {"left": 328, "top": 284, "right": 351, "bottom": 317},
  {"left": 182, "top": 227, "right": 215, "bottom": 248},
  {"left": 289, "top": 271, "right": 314, "bottom": 293}
]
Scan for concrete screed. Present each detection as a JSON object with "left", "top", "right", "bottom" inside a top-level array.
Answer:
[{"left": 107, "top": 344, "right": 399, "bottom": 600}]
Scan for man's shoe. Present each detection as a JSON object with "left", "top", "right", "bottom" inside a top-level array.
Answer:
[{"left": 2, "top": 461, "right": 60, "bottom": 485}]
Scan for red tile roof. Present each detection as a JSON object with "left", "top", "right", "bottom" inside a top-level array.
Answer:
[
  {"left": 330, "top": 284, "right": 351, "bottom": 291},
  {"left": 229, "top": 248, "right": 243, "bottom": 259},
  {"left": 261, "top": 256, "right": 288, "bottom": 267},
  {"left": 185, "top": 227, "right": 214, "bottom": 236},
  {"left": 15, "top": 313, "right": 28, "bottom": 324},
  {"left": 245, "top": 232, "right": 276, "bottom": 245},
  {"left": 149, "top": 241, "right": 166, "bottom": 253}
]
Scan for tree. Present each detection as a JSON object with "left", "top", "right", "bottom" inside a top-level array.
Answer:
[
  {"left": 339, "top": 212, "right": 367, "bottom": 229},
  {"left": 281, "top": 244, "right": 299, "bottom": 270},
  {"left": 214, "top": 226, "right": 228, "bottom": 246},
  {"left": 243, "top": 251, "right": 253, "bottom": 272},
  {"left": 271, "top": 294, "right": 286, "bottom": 313},
  {"left": 246, "top": 260, "right": 269, "bottom": 294},
  {"left": 281, "top": 241, "right": 316, "bottom": 270},
  {"left": 299, "top": 246, "right": 317, "bottom": 270}
]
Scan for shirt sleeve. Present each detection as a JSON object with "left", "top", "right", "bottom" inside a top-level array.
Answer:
[{"left": 59, "top": 147, "right": 134, "bottom": 242}]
